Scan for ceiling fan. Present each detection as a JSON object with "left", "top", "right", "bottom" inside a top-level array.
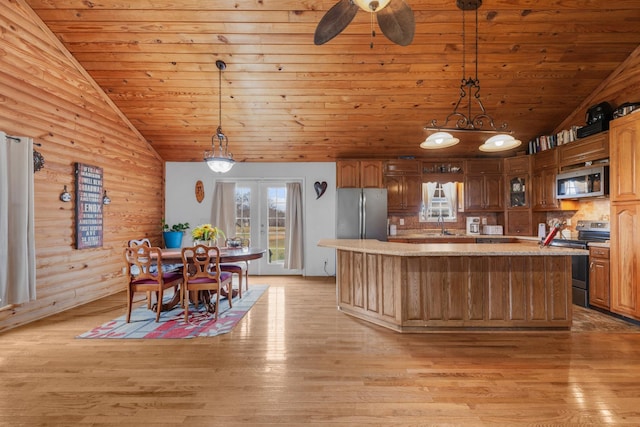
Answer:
[{"left": 314, "top": 0, "right": 415, "bottom": 46}]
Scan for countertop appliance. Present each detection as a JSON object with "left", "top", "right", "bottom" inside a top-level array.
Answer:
[
  {"left": 548, "top": 220, "right": 610, "bottom": 307},
  {"left": 482, "top": 225, "right": 503, "bottom": 235},
  {"left": 556, "top": 165, "right": 608, "bottom": 199},
  {"left": 336, "top": 188, "right": 388, "bottom": 241},
  {"left": 466, "top": 217, "right": 480, "bottom": 235}
]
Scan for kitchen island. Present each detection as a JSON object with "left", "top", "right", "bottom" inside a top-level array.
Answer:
[{"left": 318, "top": 239, "right": 588, "bottom": 332}]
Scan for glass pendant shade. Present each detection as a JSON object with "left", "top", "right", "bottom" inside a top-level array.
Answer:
[
  {"left": 479, "top": 134, "right": 522, "bottom": 152},
  {"left": 204, "top": 60, "right": 235, "bottom": 173},
  {"left": 353, "top": 0, "right": 392, "bottom": 12},
  {"left": 420, "top": 132, "right": 460, "bottom": 149}
]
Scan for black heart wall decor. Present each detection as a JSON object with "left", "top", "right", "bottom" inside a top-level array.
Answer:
[{"left": 314, "top": 181, "right": 327, "bottom": 199}]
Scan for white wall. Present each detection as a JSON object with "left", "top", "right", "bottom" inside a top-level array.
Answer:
[{"left": 165, "top": 162, "right": 337, "bottom": 277}]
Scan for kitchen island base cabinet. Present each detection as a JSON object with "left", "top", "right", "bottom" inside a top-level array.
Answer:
[{"left": 335, "top": 250, "right": 572, "bottom": 331}]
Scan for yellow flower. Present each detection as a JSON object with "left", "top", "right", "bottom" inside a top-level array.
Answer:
[{"left": 191, "top": 224, "right": 226, "bottom": 242}]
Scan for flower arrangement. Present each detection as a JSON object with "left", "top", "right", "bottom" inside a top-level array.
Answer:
[{"left": 191, "top": 224, "right": 226, "bottom": 243}]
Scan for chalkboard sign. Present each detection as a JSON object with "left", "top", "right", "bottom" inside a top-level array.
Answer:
[{"left": 75, "top": 162, "right": 103, "bottom": 249}]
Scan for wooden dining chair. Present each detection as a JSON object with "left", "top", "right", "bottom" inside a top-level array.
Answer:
[
  {"left": 220, "top": 237, "right": 251, "bottom": 298},
  {"left": 181, "top": 245, "right": 233, "bottom": 322},
  {"left": 123, "top": 244, "right": 183, "bottom": 323}
]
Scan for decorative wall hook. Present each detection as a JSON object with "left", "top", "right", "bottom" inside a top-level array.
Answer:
[{"left": 60, "top": 185, "right": 71, "bottom": 202}]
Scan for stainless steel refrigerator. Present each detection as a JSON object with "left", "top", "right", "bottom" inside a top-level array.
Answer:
[{"left": 336, "top": 188, "right": 388, "bottom": 241}]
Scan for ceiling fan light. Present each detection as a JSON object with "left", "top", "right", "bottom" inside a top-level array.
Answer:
[
  {"left": 353, "top": 0, "right": 392, "bottom": 12},
  {"left": 479, "top": 134, "right": 522, "bottom": 152},
  {"left": 420, "top": 132, "right": 460, "bottom": 149}
]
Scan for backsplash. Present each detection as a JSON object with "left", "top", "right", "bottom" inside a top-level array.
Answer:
[{"left": 389, "top": 198, "right": 610, "bottom": 236}]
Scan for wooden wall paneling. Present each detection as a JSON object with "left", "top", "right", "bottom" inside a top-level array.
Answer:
[
  {"left": 547, "top": 257, "right": 571, "bottom": 321},
  {"left": 403, "top": 257, "right": 423, "bottom": 323},
  {"left": 528, "top": 257, "right": 548, "bottom": 321},
  {"left": 352, "top": 252, "right": 365, "bottom": 310},
  {"left": 0, "top": 0, "right": 164, "bottom": 332},
  {"left": 337, "top": 251, "right": 352, "bottom": 307},
  {"left": 486, "top": 257, "right": 508, "bottom": 321},
  {"left": 467, "top": 257, "right": 485, "bottom": 321},
  {"left": 446, "top": 257, "right": 466, "bottom": 321},
  {"left": 381, "top": 256, "right": 400, "bottom": 322}
]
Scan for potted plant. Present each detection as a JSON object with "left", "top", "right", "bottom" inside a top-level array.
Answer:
[{"left": 162, "top": 219, "right": 190, "bottom": 249}]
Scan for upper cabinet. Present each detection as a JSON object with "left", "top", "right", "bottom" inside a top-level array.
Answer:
[
  {"left": 531, "top": 148, "right": 560, "bottom": 211},
  {"left": 385, "top": 160, "right": 422, "bottom": 214},
  {"left": 558, "top": 131, "right": 609, "bottom": 169},
  {"left": 464, "top": 159, "right": 504, "bottom": 211},
  {"left": 504, "top": 156, "right": 530, "bottom": 209},
  {"left": 336, "top": 160, "right": 383, "bottom": 188},
  {"left": 610, "top": 114, "right": 640, "bottom": 202}
]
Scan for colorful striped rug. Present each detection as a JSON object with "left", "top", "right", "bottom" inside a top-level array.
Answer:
[{"left": 77, "top": 284, "right": 268, "bottom": 339}]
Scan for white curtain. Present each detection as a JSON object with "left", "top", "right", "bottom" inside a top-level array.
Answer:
[
  {"left": 211, "top": 181, "right": 236, "bottom": 241},
  {"left": 0, "top": 132, "right": 36, "bottom": 306},
  {"left": 284, "top": 182, "right": 303, "bottom": 270}
]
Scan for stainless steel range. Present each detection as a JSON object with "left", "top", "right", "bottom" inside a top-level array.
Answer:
[{"left": 549, "top": 220, "right": 610, "bottom": 307}]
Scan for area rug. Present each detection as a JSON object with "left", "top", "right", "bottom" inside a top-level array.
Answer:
[{"left": 77, "top": 284, "right": 268, "bottom": 339}]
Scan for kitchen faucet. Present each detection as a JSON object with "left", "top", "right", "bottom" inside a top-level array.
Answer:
[{"left": 437, "top": 214, "right": 445, "bottom": 235}]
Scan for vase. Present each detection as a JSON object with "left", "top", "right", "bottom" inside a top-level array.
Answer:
[{"left": 194, "top": 239, "right": 217, "bottom": 247}]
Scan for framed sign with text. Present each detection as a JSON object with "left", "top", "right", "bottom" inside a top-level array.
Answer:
[{"left": 75, "top": 162, "right": 103, "bottom": 249}]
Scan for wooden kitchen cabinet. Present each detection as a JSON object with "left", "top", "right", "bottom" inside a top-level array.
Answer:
[
  {"left": 589, "top": 246, "right": 610, "bottom": 310},
  {"left": 559, "top": 131, "right": 609, "bottom": 169},
  {"left": 531, "top": 149, "right": 562, "bottom": 211},
  {"left": 386, "top": 174, "right": 422, "bottom": 214},
  {"left": 610, "top": 113, "right": 640, "bottom": 321},
  {"left": 336, "top": 160, "right": 383, "bottom": 188},
  {"left": 505, "top": 210, "right": 546, "bottom": 236},
  {"left": 610, "top": 202, "right": 640, "bottom": 319},
  {"left": 610, "top": 114, "right": 640, "bottom": 202},
  {"left": 464, "top": 159, "right": 504, "bottom": 211},
  {"left": 465, "top": 173, "right": 504, "bottom": 211}
]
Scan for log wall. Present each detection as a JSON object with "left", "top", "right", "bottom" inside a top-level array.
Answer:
[{"left": 0, "top": 0, "right": 164, "bottom": 332}]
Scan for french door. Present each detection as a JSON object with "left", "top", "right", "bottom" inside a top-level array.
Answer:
[{"left": 234, "top": 180, "right": 301, "bottom": 275}]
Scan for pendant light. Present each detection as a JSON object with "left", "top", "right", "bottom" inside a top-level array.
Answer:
[
  {"left": 353, "top": 0, "right": 392, "bottom": 12},
  {"left": 422, "top": 0, "right": 520, "bottom": 152},
  {"left": 420, "top": 132, "right": 460, "bottom": 149},
  {"left": 204, "top": 60, "right": 235, "bottom": 173}
]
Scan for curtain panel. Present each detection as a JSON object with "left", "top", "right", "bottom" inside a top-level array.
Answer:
[
  {"left": 0, "top": 132, "right": 36, "bottom": 306},
  {"left": 211, "top": 181, "right": 236, "bottom": 242},
  {"left": 284, "top": 182, "right": 303, "bottom": 270}
]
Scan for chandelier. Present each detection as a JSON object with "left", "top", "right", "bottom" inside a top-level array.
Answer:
[
  {"left": 204, "top": 60, "right": 235, "bottom": 173},
  {"left": 422, "top": 0, "right": 521, "bottom": 152}
]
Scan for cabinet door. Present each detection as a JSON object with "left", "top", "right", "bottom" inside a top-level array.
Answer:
[
  {"left": 610, "top": 114, "right": 640, "bottom": 202},
  {"left": 483, "top": 174, "right": 504, "bottom": 211},
  {"left": 611, "top": 203, "right": 640, "bottom": 319},
  {"left": 403, "top": 175, "right": 423, "bottom": 212},
  {"left": 506, "top": 210, "right": 531, "bottom": 235},
  {"left": 589, "top": 247, "right": 610, "bottom": 310},
  {"left": 532, "top": 169, "right": 559, "bottom": 211},
  {"left": 385, "top": 175, "right": 403, "bottom": 211},
  {"left": 464, "top": 174, "right": 485, "bottom": 210},
  {"left": 507, "top": 174, "right": 528, "bottom": 208},
  {"left": 336, "top": 161, "right": 360, "bottom": 188},
  {"left": 559, "top": 132, "right": 609, "bottom": 168},
  {"left": 360, "top": 161, "right": 383, "bottom": 188}
]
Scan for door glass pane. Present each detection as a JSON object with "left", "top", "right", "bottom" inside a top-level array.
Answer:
[
  {"left": 267, "top": 186, "right": 286, "bottom": 264},
  {"left": 235, "top": 186, "right": 251, "bottom": 241}
]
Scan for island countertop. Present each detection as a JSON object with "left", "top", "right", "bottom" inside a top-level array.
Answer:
[{"left": 318, "top": 238, "right": 588, "bottom": 256}]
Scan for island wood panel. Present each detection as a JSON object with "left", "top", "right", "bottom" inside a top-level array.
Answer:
[
  {"left": 335, "top": 249, "right": 572, "bottom": 331},
  {"left": 0, "top": 1, "right": 164, "bottom": 332}
]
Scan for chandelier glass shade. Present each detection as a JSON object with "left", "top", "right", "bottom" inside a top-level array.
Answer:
[
  {"left": 204, "top": 60, "right": 235, "bottom": 173},
  {"left": 353, "top": 0, "right": 392, "bottom": 12},
  {"left": 423, "top": 0, "right": 517, "bottom": 152},
  {"left": 420, "top": 132, "right": 460, "bottom": 149},
  {"left": 478, "top": 134, "right": 522, "bottom": 152}
]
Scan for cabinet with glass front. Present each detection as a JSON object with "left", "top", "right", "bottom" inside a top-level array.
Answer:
[{"left": 505, "top": 156, "right": 530, "bottom": 209}]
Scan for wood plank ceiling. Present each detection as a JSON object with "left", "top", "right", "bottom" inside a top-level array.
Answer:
[{"left": 25, "top": 0, "right": 640, "bottom": 162}]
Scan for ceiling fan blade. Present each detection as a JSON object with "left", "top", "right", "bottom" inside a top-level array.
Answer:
[
  {"left": 314, "top": 0, "right": 359, "bottom": 45},
  {"left": 376, "top": 0, "right": 415, "bottom": 46}
]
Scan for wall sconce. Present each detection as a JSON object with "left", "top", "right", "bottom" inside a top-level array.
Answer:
[
  {"left": 102, "top": 190, "right": 111, "bottom": 205},
  {"left": 60, "top": 185, "right": 71, "bottom": 202}
]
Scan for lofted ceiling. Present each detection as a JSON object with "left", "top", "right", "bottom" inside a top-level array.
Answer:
[{"left": 25, "top": 0, "right": 640, "bottom": 162}]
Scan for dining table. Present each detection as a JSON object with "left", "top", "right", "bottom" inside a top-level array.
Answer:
[{"left": 158, "top": 246, "right": 266, "bottom": 312}]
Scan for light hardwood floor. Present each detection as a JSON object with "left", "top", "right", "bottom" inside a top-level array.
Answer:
[{"left": 1, "top": 275, "right": 640, "bottom": 426}]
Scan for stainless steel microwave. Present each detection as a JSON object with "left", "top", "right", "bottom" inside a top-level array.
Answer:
[{"left": 556, "top": 165, "right": 609, "bottom": 199}]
